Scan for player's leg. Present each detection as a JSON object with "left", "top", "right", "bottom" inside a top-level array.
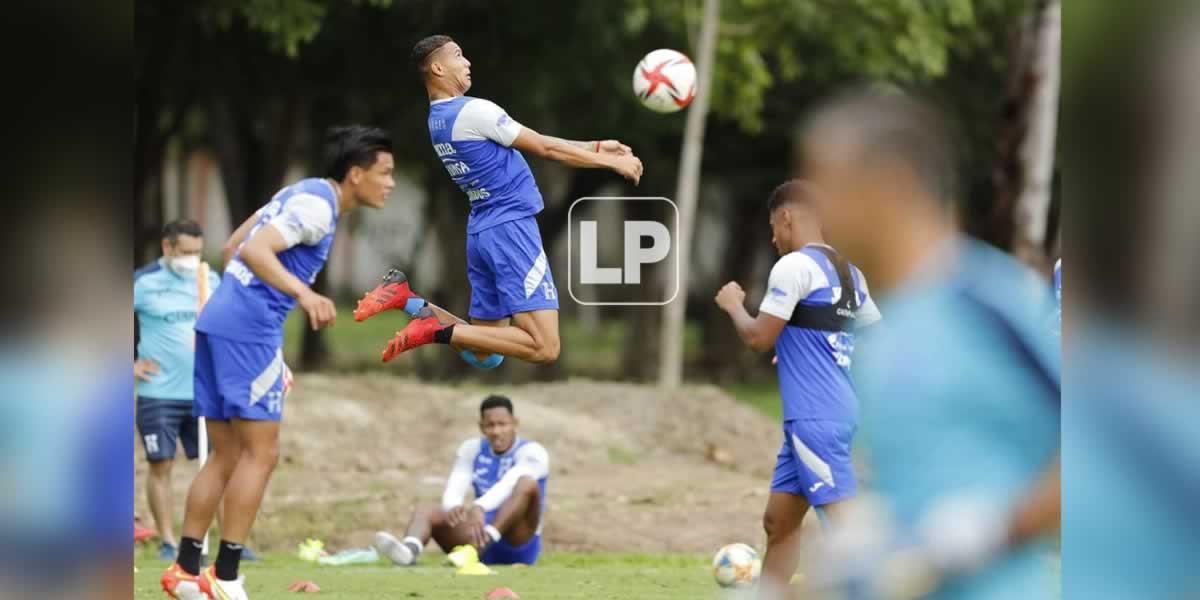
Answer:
[
  {"left": 485, "top": 476, "right": 542, "bottom": 546},
  {"left": 446, "top": 309, "right": 560, "bottom": 364},
  {"left": 374, "top": 505, "right": 468, "bottom": 565},
  {"left": 137, "top": 397, "right": 182, "bottom": 559},
  {"left": 177, "top": 420, "right": 241, "bottom": 565},
  {"left": 760, "top": 492, "right": 810, "bottom": 600}
]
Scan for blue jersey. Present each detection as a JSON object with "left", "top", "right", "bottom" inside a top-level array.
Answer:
[
  {"left": 855, "top": 238, "right": 1060, "bottom": 600},
  {"left": 428, "top": 96, "right": 543, "bottom": 234},
  {"left": 196, "top": 178, "right": 338, "bottom": 345},
  {"left": 1052, "top": 258, "right": 1062, "bottom": 336},
  {"left": 758, "top": 245, "right": 882, "bottom": 422},
  {"left": 442, "top": 437, "right": 549, "bottom": 517},
  {"left": 134, "top": 258, "right": 221, "bottom": 400}
]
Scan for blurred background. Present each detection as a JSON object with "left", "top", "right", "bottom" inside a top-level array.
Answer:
[{"left": 135, "top": 0, "right": 1060, "bottom": 392}]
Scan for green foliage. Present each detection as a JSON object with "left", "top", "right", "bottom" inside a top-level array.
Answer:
[{"left": 201, "top": 0, "right": 394, "bottom": 57}]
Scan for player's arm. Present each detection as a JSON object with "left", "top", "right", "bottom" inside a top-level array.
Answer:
[
  {"left": 1006, "top": 456, "right": 1060, "bottom": 547},
  {"left": 240, "top": 194, "right": 337, "bottom": 329},
  {"left": 512, "top": 128, "right": 643, "bottom": 184},
  {"left": 715, "top": 281, "right": 787, "bottom": 352},
  {"left": 473, "top": 443, "right": 550, "bottom": 513},
  {"left": 222, "top": 210, "right": 260, "bottom": 269},
  {"left": 441, "top": 440, "right": 478, "bottom": 527}
]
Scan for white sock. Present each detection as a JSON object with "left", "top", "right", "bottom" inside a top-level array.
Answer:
[
  {"left": 401, "top": 536, "right": 423, "bottom": 556},
  {"left": 484, "top": 525, "right": 502, "bottom": 544}
]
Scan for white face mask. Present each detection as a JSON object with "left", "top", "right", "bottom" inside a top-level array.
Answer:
[{"left": 167, "top": 254, "right": 200, "bottom": 275}]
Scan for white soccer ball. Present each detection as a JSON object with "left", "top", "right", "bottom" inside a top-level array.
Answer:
[
  {"left": 712, "top": 543, "right": 762, "bottom": 588},
  {"left": 632, "top": 48, "right": 697, "bottom": 113}
]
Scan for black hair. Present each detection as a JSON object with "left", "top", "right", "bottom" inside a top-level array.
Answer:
[
  {"left": 804, "top": 86, "right": 961, "bottom": 205},
  {"left": 161, "top": 219, "right": 203, "bottom": 243},
  {"left": 321, "top": 126, "right": 393, "bottom": 182},
  {"left": 412, "top": 35, "right": 455, "bottom": 79},
  {"left": 479, "top": 394, "right": 514, "bottom": 417},
  {"left": 766, "top": 179, "right": 817, "bottom": 213}
]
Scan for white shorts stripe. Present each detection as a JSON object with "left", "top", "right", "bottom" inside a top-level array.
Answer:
[
  {"left": 791, "top": 432, "right": 836, "bottom": 488},
  {"left": 523, "top": 250, "right": 548, "bottom": 299},
  {"left": 249, "top": 348, "right": 284, "bottom": 406}
]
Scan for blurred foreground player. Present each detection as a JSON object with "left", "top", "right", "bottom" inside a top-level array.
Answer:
[
  {"left": 799, "top": 88, "right": 1060, "bottom": 600},
  {"left": 161, "top": 126, "right": 395, "bottom": 600},
  {"left": 373, "top": 395, "right": 549, "bottom": 567}
]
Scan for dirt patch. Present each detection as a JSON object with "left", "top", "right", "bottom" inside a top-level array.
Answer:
[{"left": 134, "top": 375, "right": 820, "bottom": 554}]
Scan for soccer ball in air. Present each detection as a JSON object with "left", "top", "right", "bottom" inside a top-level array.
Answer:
[
  {"left": 712, "top": 543, "right": 762, "bottom": 588},
  {"left": 632, "top": 49, "right": 696, "bottom": 113}
]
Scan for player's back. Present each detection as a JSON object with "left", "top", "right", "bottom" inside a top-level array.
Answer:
[
  {"left": 197, "top": 178, "right": 338, "bottom": 345},
  {"left": 428, "top": 96, "right": 543, "bottom": 234},
  {"left": 855, "top": 238, "right": 1059, "bottom": 600},
  {"left": 760, "top": 245, "right": 881, "bottom": 423}
]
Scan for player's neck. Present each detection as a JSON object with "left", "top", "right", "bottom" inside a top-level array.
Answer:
[
  {"left": 427, "top": 82, "right": 464, "bottom": 102},
  {"left": 328, "top": 178, "right": 355, "bottom": 213}
]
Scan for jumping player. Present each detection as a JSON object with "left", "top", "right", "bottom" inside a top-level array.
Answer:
[
  {"left": 353, "top": 35, "right": 644, "bottom": 366},
  {"left": 373, "top": 395, "right": 549, "bottom": 567},
  {"left": 714, "top": 180, "right": 881, "bottom": 599},
  {"left": 161, "top": 126, "right": 395, "bottom": 600}
]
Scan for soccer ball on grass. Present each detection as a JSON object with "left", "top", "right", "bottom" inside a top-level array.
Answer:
[{"left": 712, "top": 542, "right": 762, "bottom": 588}]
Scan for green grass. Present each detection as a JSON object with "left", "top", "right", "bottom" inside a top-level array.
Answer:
[
  {"left": 137, "top": 549, "right": 733, "bottom": 599},
  {"left": 725, "top": 382, "right": 781, "bottom": 421}
]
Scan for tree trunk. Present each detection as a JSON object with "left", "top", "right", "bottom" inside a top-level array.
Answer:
[
  {"left": 1010, "top": 0, "right": 1060, "bottom": 270},
  {"left": 658, "top": 0, "right": 720, "bottom": 388}
]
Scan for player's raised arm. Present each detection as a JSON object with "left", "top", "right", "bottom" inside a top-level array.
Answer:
[
  {"left": 512, "top": 128, "right": 643, "bottom": 184},
  {"left": 238, "top": 224, "right": 336, "bottom": 331},
  {"left": 715, "top": 281, "right": 787, "bottom": 352},
  {"left": 222, "top": 210, "right": 260, "bottom": 269}
]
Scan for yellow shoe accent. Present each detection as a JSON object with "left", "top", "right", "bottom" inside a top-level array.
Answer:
[
  {"left": 456, "top": 561, "right": 495, "bottom": 576},
  {"left": 297, "top": 538, "right": 326, "bottom": 562},
  {"left": 446, "top": 544, "right": 479, "bottom": 568}
]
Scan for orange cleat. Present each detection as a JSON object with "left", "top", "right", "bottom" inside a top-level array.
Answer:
[
  {"left": 160, "top": 563, "right": 203, "bottom": 600},
  {"left": 354, "top": 268, "right": 425, "bottom": 322},
  {"left": 381, "top": 308, "right": 450, "bottom": 362}
]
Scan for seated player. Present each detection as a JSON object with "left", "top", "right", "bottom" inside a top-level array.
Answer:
[{"left": 373, "top": 395, "right": 549, "bottom": 566}]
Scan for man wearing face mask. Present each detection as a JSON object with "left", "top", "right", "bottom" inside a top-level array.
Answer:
[{"left": 134, "top": 219, "right": 222, "bottom": 562}]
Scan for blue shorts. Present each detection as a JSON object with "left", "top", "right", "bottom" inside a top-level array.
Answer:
[
  {"left": 467, "top": 216, "right": 559, "bottom": 321},
  {"left": 480, "top": 510, "right": 542, "bottom": 565},
  {"left": 770, "top": 419, "right": 857, "bottom": 506},
  {"left": 135, "top": 397, "right": 201, "bottom": 462},
  {"left": 193, "top": 331, "right": 286, "bottom": 422}
]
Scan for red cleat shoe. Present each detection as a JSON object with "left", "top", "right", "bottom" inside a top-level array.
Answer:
[
  {"left": 160, "top": 563, "right": 203, "bottom": 600},
  {"left": 381, "top": 308, "right": 450, "bottom": 362},
  {"left": 354, "top": 268, "right": 425, "bottom": 322}
]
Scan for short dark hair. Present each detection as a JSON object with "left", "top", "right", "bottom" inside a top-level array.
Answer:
[
  {"left": 321, "top": 126, "right": 393, "bottom": 182},
  {"left": 804, "top": 86, "right": 960, "bottom": 204},
  {"left": 161, "top": 219, "right": 203, "bottom": 244},
  {"left": 412, "top": 35, "right": 454, "bottom": 78},
  {"left": 479, "top": 394, "right": 513, "bottom": 417},
  {"left": 766, "top": 179, "right": 817, "bottom": 213}
]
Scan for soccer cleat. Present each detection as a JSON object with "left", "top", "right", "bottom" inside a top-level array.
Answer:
[
  {"left": 381, "top": 308, "right": 448, "bottom": 362},
  {"left": 199, "top": 566, "right": 249, "bottom": 600},
  {"left": 373, "top": 531, "right": 416, "bottom": 566},
  {"left": 354, "top": 268, "right": 426, "bottom": 322},
  {"left": 160, "top": 563, "right": 204, "bottom": 600}
]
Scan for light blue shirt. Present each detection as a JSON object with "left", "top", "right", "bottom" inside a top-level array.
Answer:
[
  {"left": 855, "top": 238, "right": 1060, "bottom": 600},
  {"left": 134, "top": 258, "right": 221, "bottom": 400}
]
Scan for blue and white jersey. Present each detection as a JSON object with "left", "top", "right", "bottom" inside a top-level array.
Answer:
[
  {"left": 196, "top": 178, "right": 338, "bottom": 345},
  {"left": 134, "top": 258, "right": 222, "bottom": 400},
  {"left": 428, "top": 96, "right": 543, "bottom": 234},
  {"left": 759, "top": 244, "right": 881, "bottom": 423},
  {"left": 441, "top": 437, "right": 549, "bottom": 519}
]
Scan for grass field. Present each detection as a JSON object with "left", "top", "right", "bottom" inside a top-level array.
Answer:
[{"left": 135, "top": 549, "right": 736, "bottom": 600}]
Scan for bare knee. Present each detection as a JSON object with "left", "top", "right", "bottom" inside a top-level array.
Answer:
[
  {"left": 529, "top": 337, "right": 560, "bottom": 364},
  {"left": 148, "top": 459, "right": 174, "bottom": 480},
  {"left": 762, "top": 510, "right": 798, "bottom": 543},
  {"left": 242, "top": 441, "right": 280, "bottom": 471},
  {"left": 514, "top": 476, "right": 540, "bottom": 500}
]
